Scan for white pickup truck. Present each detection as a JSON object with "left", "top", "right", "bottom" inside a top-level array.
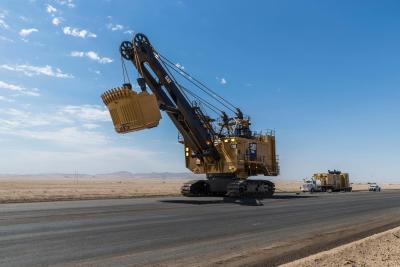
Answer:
[{"left": 368, "top": 183, "right": 381, "bottom": 192}]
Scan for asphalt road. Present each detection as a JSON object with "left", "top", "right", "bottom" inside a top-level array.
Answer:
[{"left": 1, "top": 191, "right": 400, "bottom": 267}]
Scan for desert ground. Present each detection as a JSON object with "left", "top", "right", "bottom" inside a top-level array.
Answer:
[
  {"left": 0, "top": 178, "right": 183, "bottom": 203},
  {"left": 281, "top": 226, "right": 400, "bottom": 267},
  {"left": 0, "top": 176, "right": 399, "bottom": 203}
]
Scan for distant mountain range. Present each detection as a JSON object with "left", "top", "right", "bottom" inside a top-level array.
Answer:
[{"left": 0, "top": 172, "right": 205, "bottom": 179}]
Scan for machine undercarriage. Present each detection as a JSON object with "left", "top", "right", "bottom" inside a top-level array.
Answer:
[{"left": 181, "top": 178, "right": 275, "bottom": 199}]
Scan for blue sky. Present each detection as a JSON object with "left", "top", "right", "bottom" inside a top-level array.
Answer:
[{"left": 0, "top": 0, "right": 399, "bottom": 182}]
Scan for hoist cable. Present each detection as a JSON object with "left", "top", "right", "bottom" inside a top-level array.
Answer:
[
  {"left": 120, "top": 56, "right": 131, "bottom": 84},
  {"left": 157, "top": 52, "right": 238, "bottom": 112},
  {"left": 156, "top": 52, "right": 192, "bottom": 104},
  {"left": 157, "top": 52, "right": 223, "bottom": 115},
  {"left": 179, "top": 84, "right": 222, "bottom": 116},
  {"left": 159, "top": 57, "right": 237, "bottom": 114},
  {"left": 156, "top": 51, "right": 223, "bottom": 118},
  {"left": 158, "top": 55, "right": 237, "bottom": 114}
]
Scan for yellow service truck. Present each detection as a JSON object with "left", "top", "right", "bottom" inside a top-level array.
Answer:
[
  {"left": 313, "top": 170, "right": 352, "bottom": 192},
  {"left": 301, "top": 170, "right": 352, "bottom": 192}
]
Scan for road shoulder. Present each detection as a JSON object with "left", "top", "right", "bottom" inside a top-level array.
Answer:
[{"left": 280, "top": 226, "right": 400, "bottom": 267}]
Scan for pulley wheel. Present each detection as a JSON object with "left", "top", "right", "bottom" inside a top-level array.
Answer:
[
  {"left": 133, "top": 33, "right": 150, "bottom": 48},
  {"left": 120, "top": 41, "right": 133, "bottom": 60}
]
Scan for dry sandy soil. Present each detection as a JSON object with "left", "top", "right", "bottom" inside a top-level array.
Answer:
[
  {"left": 0, "top": 177, "right": 399, "bottom": 203},
  {"left": 280, "top": 226, "right": 400, "bottom": 267},
  {"left": 0, "top": 178, "right": 301, "bottom": 203},
  {"left": 0, "top": 178, "right": 183, "bottom": 203}
]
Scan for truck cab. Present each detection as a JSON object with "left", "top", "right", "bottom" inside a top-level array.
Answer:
[
  {"left": 301, "top": 178, "right": 322, "bottom": 192},
  {"left": 368, "top": 183, "right": 381, "bottom": 192}
]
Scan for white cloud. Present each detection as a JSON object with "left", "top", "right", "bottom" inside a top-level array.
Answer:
[
  {"left": 0, "top": 20, "right": 9, "bottom": 29},
  {"left": 22, "top": 89, "right": 40, "bottom": 97},
  {"left": 52, "top": 17, "right": 63, "bottom": 26},
  {"left": 0, "top": 106, "right": 109, "bottom": 147},
  {"left": 0, "top": 105, "right": 109, "bottom": 133},
  {"left": 56, "top": 0, "right": 75, "bottom": 8},
  {"left": 219, "top": 77, "right": 227, "bottom": 85},
  {"left": 63, "top": 26, "right": 96, "bottom": 38},
  {"left": 60, "top": 105, "right": 110, "bottom": 122},
  {"left": 83, "top": 123, "right": 100, "bottom": 129},
  {"left": 86, "top": 51, "right": 112, "bottom": 64},
  {"left": 12, "top": 127, "right": 107, "bottom": 145},
  {"left": 19, "top": 28, "right": 39, "bottom": 37},
  {"left": 0, "top": 80, "right": 40, "bottom": 96},
  {"left": 0, "top": 104, "right": 176, "bottom": 173},
  {"left": 106, "top": 18, "right": 133, "bottom": 34},
  {"left": 113, "top": 24, "right": 123, "bottom": 31},
  {"left": 70, "top": 51, "right": 113, "bottom": 64},
  {"left": 0, "top": 64, "right": 74, "bottom": 78},
  {"left": 0, "top": 10, "right": 9, "bottom": 29},
  {"left": 19, "top": 16, "right": 28, "bottom": 22},
  {"left": 0, "top": 35, "right": 13, "bottom": 42},
  {"left": 46, "top": 4, "right": 57, "bottom": 14},
  {"left": 0, "top": 81, "right": 25, "bottom": 91},
  {"left": 0, "top": 95, "right": 13, "bottom": 102},
  {"left": 70, "top": 51, "right": 84, "bottom": 57},
  {"left": 0, "top": 108, "right": 72, "bottom": 130},
  {"left": 89, "top": 68, "right": 101, "bottom": 75},
  {"left": 107, "top": 23, "right": 124, "bottom": 31}
]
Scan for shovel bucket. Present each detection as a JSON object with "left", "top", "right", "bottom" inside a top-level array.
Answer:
[{"left": 101, "top": 85, "right": 161, "bottom": 134}]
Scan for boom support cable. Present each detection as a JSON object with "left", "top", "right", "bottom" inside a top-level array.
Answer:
[
  {"left": 154, "top": 51, "right": 226, "bottom": 116},
  {"left": 159, "top": 57, "right": 237, "bottom": 114},
  {"left": 179, "top": 84, "right": 222, "bottom": 116},
  {"left": 157, "top": 54, "right": 192, "bottom": 104},
  {"left": 156, "top": 52, "right": 238, "bottom": 114}
]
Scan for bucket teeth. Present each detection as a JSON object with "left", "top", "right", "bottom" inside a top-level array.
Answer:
[{"left": 101, "top": 86, "right": 136, "bottom": 105}]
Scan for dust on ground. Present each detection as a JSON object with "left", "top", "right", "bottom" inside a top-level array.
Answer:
[{"left": 280, "top": 226, "right": 400, "bottom": 267}]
